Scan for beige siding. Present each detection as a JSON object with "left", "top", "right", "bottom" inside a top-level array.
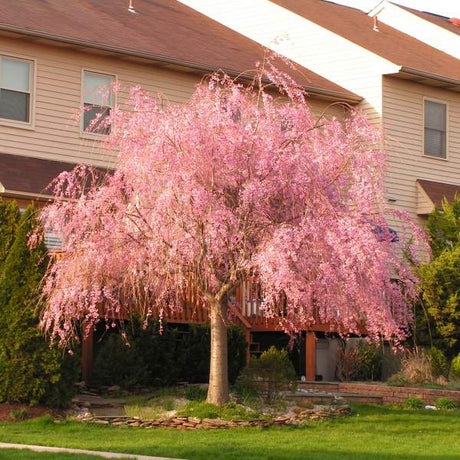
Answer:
[
  {"left": 0, "top": 36, "right": 199, "bottom": 167},
  {"left": 0, "top": 35, "right": 345, "bottom": 169},
  {"left": 383, "top": 76, "right": 460, "bottom": 224}
]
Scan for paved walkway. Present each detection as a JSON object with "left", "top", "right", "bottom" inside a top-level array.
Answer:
[{"left": 0, "top": 442, "right": 185, "bottom": 460}]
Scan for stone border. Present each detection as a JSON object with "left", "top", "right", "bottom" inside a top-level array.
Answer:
[{"left": 76, "top": 406, "right": 351, "bottom": 429}]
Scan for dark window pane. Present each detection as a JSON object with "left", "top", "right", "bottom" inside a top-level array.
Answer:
[
  {"left": 424, "top": 100, "right": 446, "bottom": 131},
  {"left": 0, "top": 88, "right": 29, "bottom": 122},
  {"left": 424, "top": 128, "right": 446, "bottom": 158},
  {"left": 83, "top": 103, "right": 111, "bottom": 134}
]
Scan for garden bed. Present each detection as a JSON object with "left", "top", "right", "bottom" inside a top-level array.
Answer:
[
  {"left": 76, "top": 406, "right": 352, "bottom": 430},
  {"left": 0, "top": 404, "right": 63, "bottom": 423}
]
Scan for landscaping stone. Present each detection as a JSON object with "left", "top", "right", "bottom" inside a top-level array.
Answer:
[{"left": 77, "top": 405, "right": 351, "bottom": 430}]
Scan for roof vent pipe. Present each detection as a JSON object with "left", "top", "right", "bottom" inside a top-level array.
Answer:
[
  {"left": 128, "top": 0, "right": 136, "bottom": 13},
  {"left": 373, "top": 15, "right": 380, "bottom": 32}
]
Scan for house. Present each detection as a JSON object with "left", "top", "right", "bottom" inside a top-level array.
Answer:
[
  {"left": 0, "top": 0, "right": 362, "bottom": 382},
  {"left": 180, "top": 0, "right": 460, "bottom": 224}
]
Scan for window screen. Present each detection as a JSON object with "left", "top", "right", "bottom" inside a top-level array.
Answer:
[
  {"left": 83, "top": 71, "right": 113, "bottom": 134},
  {"left": 424, "top": 100, "right": 446, "bottom": 158},
  {"left": 0, "top": 57, "right": 31, "bottom": 122}
]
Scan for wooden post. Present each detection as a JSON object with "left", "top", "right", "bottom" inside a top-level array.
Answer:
[
  {"left": 82, "top": 325, "right": 94, "bottom": 383},
  {"left": 245, "top": 329, "right": 251, "bottom": 363},
  {"left": 306, "top": 331, "right": 316, "bottom": 381}
]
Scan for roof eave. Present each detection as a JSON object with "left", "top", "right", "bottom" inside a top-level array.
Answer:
[
  {"left": 386, "top": 66, "right": 460, "bottom": 91},
  {"left": 0, "top": 23, "right": 361, "bottom": 104}
]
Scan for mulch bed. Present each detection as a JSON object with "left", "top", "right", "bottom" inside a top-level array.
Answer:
[{"left": 0, "top": 403, "right": 64, "bottom": 422}]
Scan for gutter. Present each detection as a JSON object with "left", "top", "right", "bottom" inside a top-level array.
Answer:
[
  {"left": 396, "top": 66, "right": 460, "bottom": 87},
  {"left": 0, "top": 24, "right": 362, "bottom": 104}
]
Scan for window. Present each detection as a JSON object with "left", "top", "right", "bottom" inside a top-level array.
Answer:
[
  {"left": 44, "top": 228, "right": 64, "bottom": 251},
  {"left": 424, "top": 100, "right": 447, "bottom": 158},
  {"left": 82, "top": 71, "right": 114, "bottom": 135},
  {"left": 0, "top": 56, "right": 32, "bottom": 123}
]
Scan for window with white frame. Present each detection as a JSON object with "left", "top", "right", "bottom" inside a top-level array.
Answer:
[
  {"left": 424, "top": 100, "right": 447, "bottom": 159},
  {"left": 0, "top": 55, "right": 32, "bottom": 123},
  {"left": 82, "top": 70, "right": 114, "bottom": 135}
]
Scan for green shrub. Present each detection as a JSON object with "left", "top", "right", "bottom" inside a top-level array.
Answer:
[
  {"left": 178, "top": 401, "right": 221, "bottom": 419},
  {"left": 429, "top": 347, "right": 447, "bottom": 378},
  {"left": 92, "top": 333, "right": 151, "bottom": 388},
  {"left": 92, "top": 321, "right": 247, "bottom": 389},
  {"left": 236, "top": 346, "right": 297, "bottom": 403},
  {"left": 0, "top": 204, "right": 79, "bottom": 407},
  {"left": 177, "top": 400, "right": 261, "bottom": 420},
  {"left": 9, "top": 408, "right": 27, "bottom": 420},
  {"left": 449, "top": 354, "right": 460, "bottom": 382},
  {"left": 404, "top": 397, "right": 424, "bottom": 409},
  {"left": 336, "top": 341, "right": 382, "bottom": 381},
  {"left": 387, "top": 372, "right": 412, "bottom": 387},
  {"left": 435, "top": 397, "right": 456, "bottom": 410},
  {"left": 185, "top": 385, "right": 207, "bottom": 401}
]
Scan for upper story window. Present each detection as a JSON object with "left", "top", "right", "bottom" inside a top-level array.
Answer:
[
  {"left": 0, "top": 55, "right": 32, "bottom": 124},
  {"left": 424, "top": 99, "right": 447, "bottom": 159},
  {"left": 82, "top": 70, "right": 114, "bottom": 135}
]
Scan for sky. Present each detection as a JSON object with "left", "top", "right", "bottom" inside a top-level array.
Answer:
[{"left": 331, "top": 0, "right": 460, "bottom": 17}]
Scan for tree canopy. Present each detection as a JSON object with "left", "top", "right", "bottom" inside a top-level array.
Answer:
[
  {"left": 37, "top": 63, "right": 427, "bottom": 403},
  {"left": 419, "top": 196, "right": 460, "bottom": 355}
]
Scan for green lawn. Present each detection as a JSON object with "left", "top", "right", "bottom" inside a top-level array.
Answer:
[
  {"left": 0, "top": 450, "right": 115, "bottom": 459},
  {"left": 0, "top": 405, "right": 459, "bottom": 460}
]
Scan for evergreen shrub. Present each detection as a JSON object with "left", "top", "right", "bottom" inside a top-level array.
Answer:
[
  {"left": 0, "top": 203, "right": 79, "bottom": 407},
  {"left": 92, "top": 320, "right": 246, "bottom": 388},
  {"left": 429, "top": 347, "right": 447, "bottom": 378},
  {"left": 450, "top": 354, "right": 460, "bottom": 382},
  {"left": 236, "top": 346, "right": 297, "bottom": 402}
]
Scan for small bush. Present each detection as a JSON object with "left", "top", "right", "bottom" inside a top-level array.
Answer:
[
  {"left": 336, "top": 341, "right": 382, "bottom": 381},
  {"left": 185, "top": 385, "right": 207, "bottom": 401},
  {"left": 9, "top": 409, "right": 27, "bottom": 420},
  {"left": 177, "top": 400, "right": 261, "bottom": 420},
  {"left": 236, "top": 346, "right": 297, "bottom": 403},
  {"left": 449, "top": 354, "right": 460, "bottom": 382},
  {"left": 387, "top": 372, "right": 412, "bottom": 387},
  {"left": 435, "top": 397, "right": 456, "bottom": 410},
  {"left": 178, "top": 401, "right": 221, "bottom": 419},
  {"left": 429, "top": 347, "right": 447, "bottom": 378},
  {"left": 404, "top": 397, "right": 423, "bottom": 409},
  {"left": 400, "top": 348, "right": 433, "bottom": 384}
]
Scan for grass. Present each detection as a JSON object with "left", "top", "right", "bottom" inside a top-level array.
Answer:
[
  {"left": 177, "top": 401, "right": 263, "bottom": 420},
  {"left": 0, "top": 449, "right": 121, "bottom": 459},
  {"left": 0, "top": 405, "right": 459, "bottom": 459}
]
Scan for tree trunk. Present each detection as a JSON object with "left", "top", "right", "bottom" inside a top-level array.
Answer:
[{"left": 207, "top": 298, "right": 229, "bottom": 405}]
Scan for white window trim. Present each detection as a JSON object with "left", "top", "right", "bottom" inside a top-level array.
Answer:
[
  {"left": 80, "top": 68, "right": 117, "bottom": 140},
  {"left": 422, "top": 96, "right": 448, "bottom": 161},
  {"left": 0, "top": 52, "right": 36, "bottom": 130}
]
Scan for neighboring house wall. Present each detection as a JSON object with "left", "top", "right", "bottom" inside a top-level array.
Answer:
[
  {"left": 0, "top": 34, "right": 348, "bottom": 169},
  {"left": 382, "top": 76, "right": 460, "bottom": 222},
  {"left": 370, "top": 2, "right": 460, "bottom": 59},
  {"left": 179, "top": 0, "right": 399, "bottom": 124}
]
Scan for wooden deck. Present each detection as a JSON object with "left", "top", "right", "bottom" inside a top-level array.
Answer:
[{"left": 52, "top": 252, "right": 322, "bottom": 381}]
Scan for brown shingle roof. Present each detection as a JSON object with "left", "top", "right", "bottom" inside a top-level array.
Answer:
[
  {"left": 272, "top": 0, "right": 460, "bottom": 82},
  {"left": 398, "top": 5, "right": 460, "bottom": 36},
  {"left": 0, "top": 0, "right": 359, "bottom": 101},
  {"left": 0, "top": 153, "right": 77, "bottom": 197},
  {"left": 417, "top": 179, "right": 460, "bottom": 208}
]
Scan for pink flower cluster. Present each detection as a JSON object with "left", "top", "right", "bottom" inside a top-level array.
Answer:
[{"left": 38, "top": 63, "right": 428, "bottom": 347}]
